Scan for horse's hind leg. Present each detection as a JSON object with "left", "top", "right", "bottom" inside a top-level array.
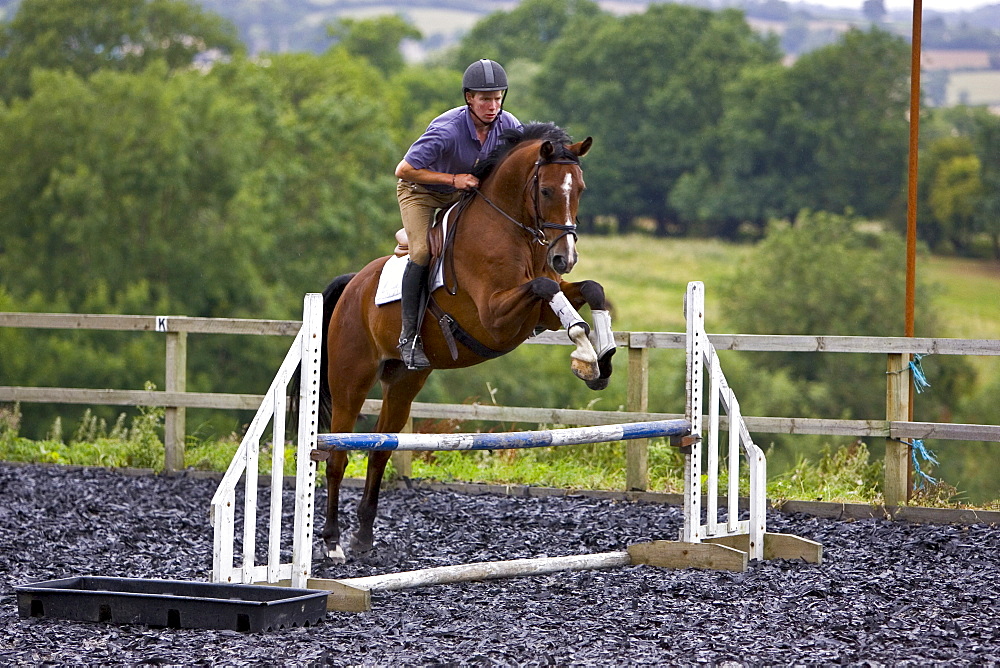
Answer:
[
  {"left": 351, "top": 362, "right": 432, "bottom": 556},
  {"left": 322, "top": 451, "right": 349, "bottom": 562}
]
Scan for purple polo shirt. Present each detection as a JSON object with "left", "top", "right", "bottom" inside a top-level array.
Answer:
[{"left": 402, "top": 105, "right": 521, "bottom": 193}]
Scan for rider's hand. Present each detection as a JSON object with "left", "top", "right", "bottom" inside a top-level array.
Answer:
[{"left": 452, "top": 173, "right": 479, "bottom": 190}]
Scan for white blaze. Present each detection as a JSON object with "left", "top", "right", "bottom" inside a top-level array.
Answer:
[
  {"left": 561, "top": 173, "right": 574, "bottom": 224},
  {"left": 561, "top": 173, "right": 577, "bottom": 260}
]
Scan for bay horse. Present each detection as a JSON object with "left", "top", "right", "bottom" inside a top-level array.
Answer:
[{"left": 312, "top": 123, "right": 616, "bottom": 562}]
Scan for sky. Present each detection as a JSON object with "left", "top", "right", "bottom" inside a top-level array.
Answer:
[{"left": 801, "top": 0, "right": 995, "bottom": 10}]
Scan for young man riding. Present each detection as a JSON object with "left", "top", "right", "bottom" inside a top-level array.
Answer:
[{"left": 394, "top": 59, "right": 522, "bottom": 369}]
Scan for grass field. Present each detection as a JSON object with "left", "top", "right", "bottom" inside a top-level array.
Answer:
[
  {"left": 571, "top": 235, "right": 750, "bottom": 332},
  {"left": 946, "top": 71, "right": 1000, "bottom": 107}
]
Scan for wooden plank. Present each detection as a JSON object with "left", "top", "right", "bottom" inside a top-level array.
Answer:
[
  {"left": 0, "top": 387, "right": 264, "bottom": 410},
  {"left": 0, "top": 312, "right": 300, "bottom": 336},
  {"left": 705, "top": 533, "right": 823, "bottom": 564},
  {"left": 401, "top": 400, "right": 684, "bottom": 427},
  {"left": 627, "top": 540, "right": 748, "bottom": 572},
  {"left": 6, "top": 311, "right": 997, "bottom": 354},
  {"left": 629, "top": 332, "right": 1000, "bottom": 356},
  {"left": 524, "top": 330, "right": 629, "bottom": 348},
  {"left": 892, "top": 421, "right": 1000, "bottom": 442},
  {"left": 261, "top": 578, "right": 371, "bottom": 613},
  {"left": 744, "top": 416, "right": 891, "bottom": 437}
]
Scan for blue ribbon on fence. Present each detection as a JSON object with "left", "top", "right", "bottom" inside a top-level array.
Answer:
[
  {"left": 910, "top": 438, "right": 939, "bottom": 489},
  {"left": 909, "top": 354, "right": 931, "bottom": 394}
]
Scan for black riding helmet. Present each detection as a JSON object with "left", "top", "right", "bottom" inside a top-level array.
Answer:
[
  {"left": 462, "top": 59, "right": 509, "bottom": 93},
  {"left": 463, "top": 59, "right": 509, "bottom": 125}
]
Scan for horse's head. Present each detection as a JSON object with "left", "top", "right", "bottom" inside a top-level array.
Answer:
[
  {"left": 530, "top": 135, "right": 592, "bottom": 275},
  {"left": 472, "top": 123, "right": 593, "bottom": 275}
]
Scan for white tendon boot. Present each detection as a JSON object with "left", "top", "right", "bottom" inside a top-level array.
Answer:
[
  {"left": 589, "top": 309, "right": 615, "bottom": 360},
  {"left": 548, "top": 292, "right": 599, "bottom": 381}
]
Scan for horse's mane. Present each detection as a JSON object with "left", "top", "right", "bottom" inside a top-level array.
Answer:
[{"left": 471, "top": 122, "right": 576, "bottom": 182}]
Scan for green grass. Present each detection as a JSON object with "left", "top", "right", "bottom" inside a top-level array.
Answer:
[{"left": 572, "top": 235, "right": 746, "bottom": 331}]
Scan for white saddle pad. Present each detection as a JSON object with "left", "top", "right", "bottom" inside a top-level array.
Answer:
[
  {"left": 374, "top": 209, "right": 452, "bottom": 306},
  {"left": 374, "top": 255, "right": 446, "bottom": 305}
]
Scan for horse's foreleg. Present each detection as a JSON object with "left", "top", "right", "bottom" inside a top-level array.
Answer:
[
  {"left": 482, "top": 277, "right": 601, "bottom": 381},
  {"left": 548, "top": 290, "right": 600, "bottom": 381},
  {"left": 561, "top": 279, "right": 616, "bottom": 390}
]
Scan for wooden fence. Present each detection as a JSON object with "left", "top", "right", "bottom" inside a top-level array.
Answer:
[{"left": 2, "top": 310, "right": 1000, "bottom": 505}]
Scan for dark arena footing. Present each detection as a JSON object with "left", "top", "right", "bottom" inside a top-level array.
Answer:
[{"left": 2, "top": 463, "right": 999, "bottom": 664}]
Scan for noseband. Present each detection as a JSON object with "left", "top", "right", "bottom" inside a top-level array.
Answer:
[{"left": 473, "top": 156, "right": 581, "bottom": 247}]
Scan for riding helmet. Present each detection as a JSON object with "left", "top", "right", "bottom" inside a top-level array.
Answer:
[{"left": 462, "top": 59, "right": 509, "bottom": 93}]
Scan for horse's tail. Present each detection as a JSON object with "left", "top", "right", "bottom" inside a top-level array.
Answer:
[
  {"left": 317, "top": 273, "right": 356, "bottom": 429},
  {"left": 289, "top": 273, "right": 357, "bottom": 433}
]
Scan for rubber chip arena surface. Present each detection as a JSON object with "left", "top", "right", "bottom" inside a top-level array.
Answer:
[{"left": 2, "top": 463, "right": 999, "bottom": 665}]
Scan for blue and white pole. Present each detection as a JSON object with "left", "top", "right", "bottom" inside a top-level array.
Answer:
[{"left": 317, "top": 419, "right": 691, "bottom": 452}]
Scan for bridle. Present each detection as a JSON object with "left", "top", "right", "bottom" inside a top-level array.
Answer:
[{"left": 472, "top": 156, "right": 581, "bottom": 247}]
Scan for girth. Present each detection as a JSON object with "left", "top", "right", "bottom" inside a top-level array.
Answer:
[{"left": 426, "top": 296, "right": 516, "bottom": 361}]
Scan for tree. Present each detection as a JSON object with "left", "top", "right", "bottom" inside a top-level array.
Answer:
[
  {"left": 674, "top": 28, "right": 910, "bottom": 235},
  {"left": 722, "top": 210, "right": 972, "bottom": 423},
  {"left": 533, "top": 5, "right": 780, "bottom": 233},
  {"left": 328, "top": 14, "right": 421, "bottom": 77},
  {"left": 915, "top": 107, "right": 1000, "bottom": 257},
  {"left": 0, "top": 64, "right": 268, "bottom": 315},
  {"left": 451, "top": 0, "right": 602, "bottom": 69},
  {"left": 929, "top": 154, "right": 983, "bottom": 254},
  {"left": 971, "top": 112, "right": 1000, "bottom": 258},
  {"left": 0, "top": 0, "right": 241, "bottom": 101}
]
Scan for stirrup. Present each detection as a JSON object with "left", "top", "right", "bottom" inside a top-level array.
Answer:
[{"left": 398, "top": 336, "right": 430, "bottom": 370}]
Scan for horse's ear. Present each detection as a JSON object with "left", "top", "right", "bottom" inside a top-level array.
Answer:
[
  {"left": 539, "top": 140, "right": 555, "bottom": 162},
  {"left": 571, "top": 137, "right": 593, "bottom": 158}
]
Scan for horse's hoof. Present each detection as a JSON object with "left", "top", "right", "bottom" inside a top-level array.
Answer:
[
  {"left": 571, "top": 357, "right": 600, "bottom": 381},
  {"left": 326, "top": 543, "right": 346, "bottom": 564},
  {"left": 350, "top": 533, "right": 374, "bottom": 556},
  {"left": 585, "top": 377, "right": 609, "bottom": 391}
]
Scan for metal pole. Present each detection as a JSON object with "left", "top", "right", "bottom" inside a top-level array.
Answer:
[
  {"left": 905, "top": 0, "right": 922, "bottom": 340},
  {"left": 897, "top": 0, "right": 924, "bottom": 502}
]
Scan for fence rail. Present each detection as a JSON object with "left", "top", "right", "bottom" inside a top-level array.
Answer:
[{"left": 3, "top": 311, "right": 1000, "bottom": 504}]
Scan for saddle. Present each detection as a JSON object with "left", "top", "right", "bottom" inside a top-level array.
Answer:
[{"left": 392, "top": 196, "right": 515, "bottom": 361}]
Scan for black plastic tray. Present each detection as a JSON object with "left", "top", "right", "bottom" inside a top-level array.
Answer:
[{"left": 15, "top": 576, "right": 328, "bottom": 632}]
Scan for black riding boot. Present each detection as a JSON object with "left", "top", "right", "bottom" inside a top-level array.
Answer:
[{"left": 398, "top": 260, "right": 431, "bottom": 370}]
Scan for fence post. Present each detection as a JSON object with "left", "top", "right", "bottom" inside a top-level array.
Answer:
[
  {"left": 885, "top": 353, "right": 911, "bottom": 505},
  {"left": 164, "top": 331, "right": 187, "bottom": 472},
  {"left": 626, "top": 344, "right": 649, "bottom": 491}
]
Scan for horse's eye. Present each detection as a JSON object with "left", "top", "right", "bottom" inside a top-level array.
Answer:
[{"left": 540, "top": 187, "right": 553, "bottom": 198}]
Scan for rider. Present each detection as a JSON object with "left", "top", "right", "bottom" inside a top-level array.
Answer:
[{"left": 393, "top": 58, "right": 522, "bottom": 370}]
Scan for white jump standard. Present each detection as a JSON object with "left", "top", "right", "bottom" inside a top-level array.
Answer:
[{"left": 211, "top": 281, "right": 822, "bottom": 613}]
